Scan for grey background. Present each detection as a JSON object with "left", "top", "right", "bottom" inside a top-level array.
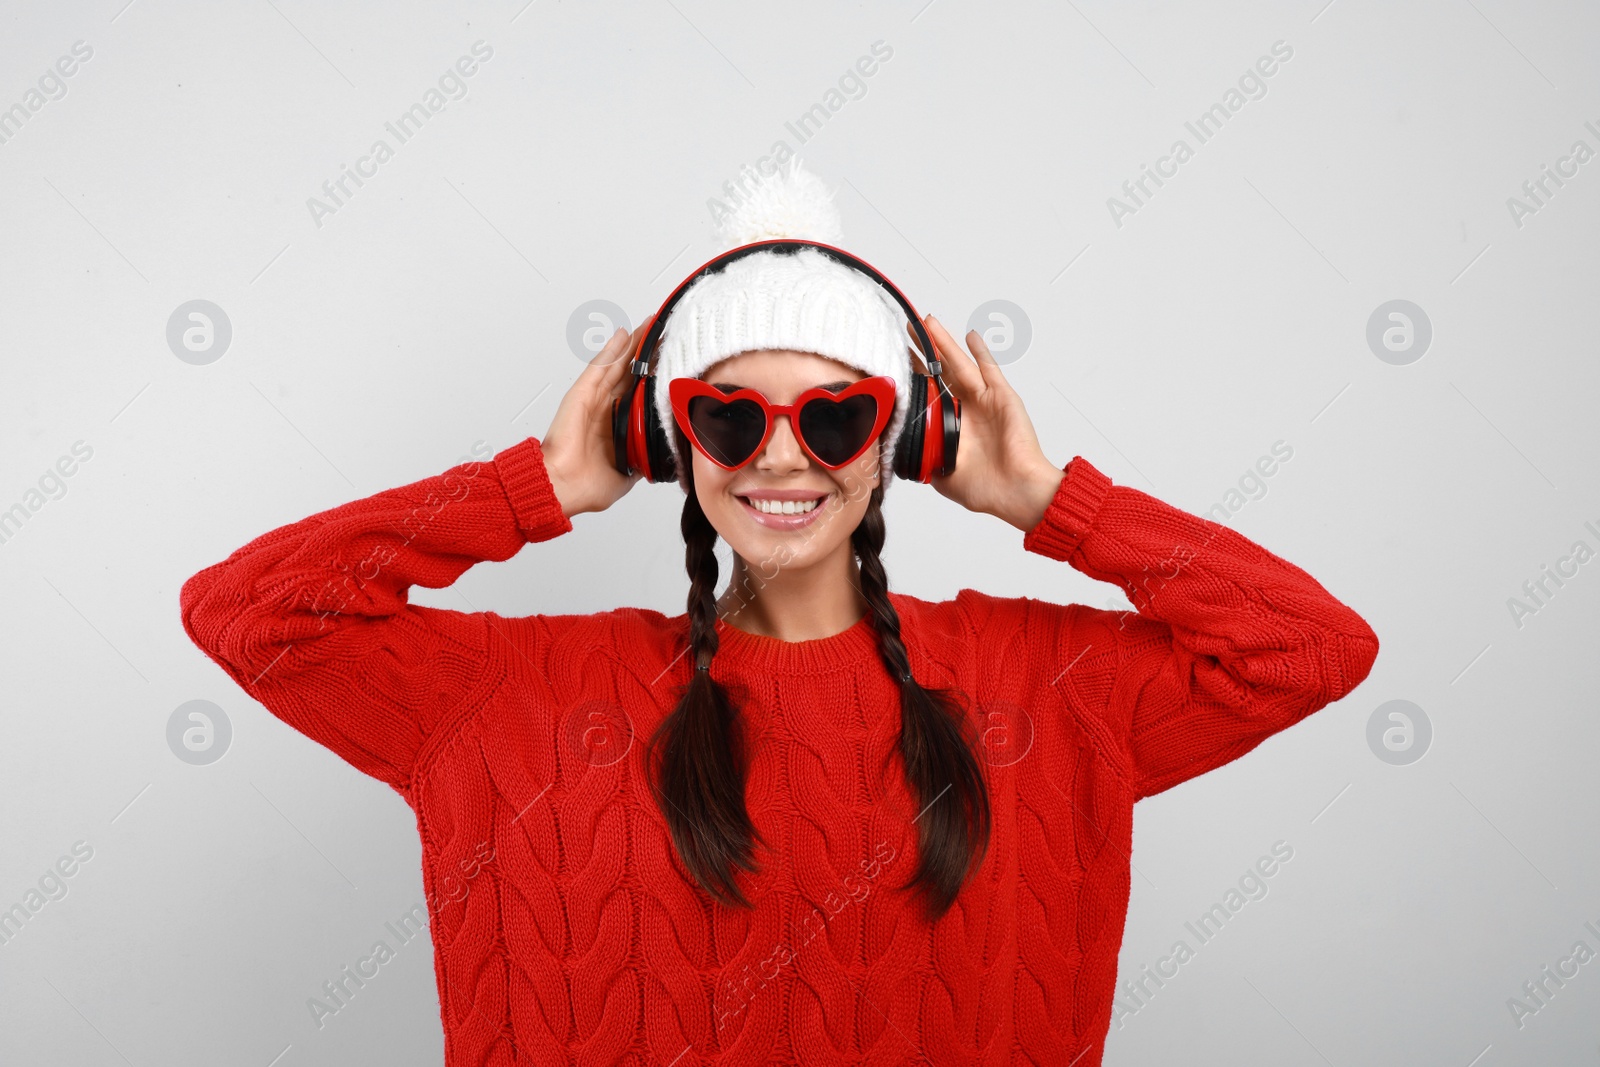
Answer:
[{"left": 2, "top": 0, "right": 1596, "bottom": 1063}]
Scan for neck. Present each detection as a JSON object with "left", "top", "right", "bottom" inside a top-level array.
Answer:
[{"left": 717, "top": 537, "right": 867, "bottom": 642}]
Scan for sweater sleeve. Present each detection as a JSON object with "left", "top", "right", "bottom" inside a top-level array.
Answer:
[
  {"left": 1019, "top": 455, "right": 1380, "bottom": 801},
  {"left": 178, "top": 436, "right": 572, "bottom": 796}
]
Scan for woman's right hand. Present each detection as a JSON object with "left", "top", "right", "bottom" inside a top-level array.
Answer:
[{"left": 540, "top": 323, "right": 648, "bottom": 519}]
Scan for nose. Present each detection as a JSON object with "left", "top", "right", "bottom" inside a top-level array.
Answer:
[{"left": 754, "top": 412, "right": 808, "bottom": 473}]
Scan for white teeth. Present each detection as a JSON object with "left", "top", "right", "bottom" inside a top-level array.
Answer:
[{"left": 747, "top": 496, "right": 820, "bottom": 515}]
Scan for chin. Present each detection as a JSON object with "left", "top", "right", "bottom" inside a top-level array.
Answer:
[{"left": 711, "top": 483, "right": 861, "bottom": 572}]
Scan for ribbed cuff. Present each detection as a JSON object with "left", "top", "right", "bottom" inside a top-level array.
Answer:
[
  {"left": 1022, "top": 456, "right": 1112, "bottom": 561},
  {"left": 492, "top": 437, "right": 573, "bottom": 542}
]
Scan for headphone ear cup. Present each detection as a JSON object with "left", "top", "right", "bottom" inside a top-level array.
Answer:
[
  {"left": 641, "top": 375, "right": 677, "bottom": 483},
  {"left": 611, "top": 380, "right": 636, "bottom": 477},
  {"left": 938, "top": 390, "right": 960, "bottom": 478},
  {"left": 893, "top": 372, "right": 929, "bottom": 482}
]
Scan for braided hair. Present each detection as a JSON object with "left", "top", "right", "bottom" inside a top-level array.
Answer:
[{"left": 648, "top": 432, "right": 993, "bottom": 922}]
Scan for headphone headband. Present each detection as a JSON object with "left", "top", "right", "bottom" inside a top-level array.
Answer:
[{"left": 627, "top": 240, "right": 948, "bottom": 393}]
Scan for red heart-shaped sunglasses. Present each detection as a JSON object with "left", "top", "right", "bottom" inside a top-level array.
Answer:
[{"left": 668, "top": 375, "right": 896, "bottom": 471}]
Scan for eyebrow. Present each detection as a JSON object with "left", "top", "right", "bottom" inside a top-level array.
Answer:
[{"left": 710, "top": 381, "right": 853, "bottom": 394}]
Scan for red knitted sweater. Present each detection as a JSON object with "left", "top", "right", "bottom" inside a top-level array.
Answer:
[{"left": 179, "top": 436, "right": 1378, "bottom": 1065}]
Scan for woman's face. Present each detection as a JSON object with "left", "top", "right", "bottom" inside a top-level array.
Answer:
[{"left": 685, "top": 349, "right": 883, "bottom": 575}]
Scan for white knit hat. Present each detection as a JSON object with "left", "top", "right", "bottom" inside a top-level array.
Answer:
[{"left": 653, "top": 157, "right": 913, "bottom": 481}]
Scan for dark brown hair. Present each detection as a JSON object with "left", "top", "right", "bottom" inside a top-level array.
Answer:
[{"left": 648, "top": 435, "right": 993, "bottom": 922}]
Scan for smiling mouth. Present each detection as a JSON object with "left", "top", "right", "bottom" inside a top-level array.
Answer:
[
  {"left": 740, "top": 495, "right": 825, "bottom": 515},
  {"left": 742, "top": 495, "right": 825, "bottom": 518}
]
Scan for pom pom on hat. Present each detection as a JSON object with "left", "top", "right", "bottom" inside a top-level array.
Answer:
[
  {"left": 653, "top": 157, "right": 913, "bottom": 484},
  {"left": 710, "top": 158, "right": 845, "bottom": 246}
]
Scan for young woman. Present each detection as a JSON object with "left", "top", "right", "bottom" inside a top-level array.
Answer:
[{"left": 179, "top": 169, "right": 1379, "bottom": 1065}]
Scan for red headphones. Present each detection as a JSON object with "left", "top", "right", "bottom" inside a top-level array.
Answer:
[{"left": 610, "top": 239, "right": 960, "bottom": 484}]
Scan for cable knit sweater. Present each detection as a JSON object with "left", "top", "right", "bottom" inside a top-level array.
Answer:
[{"left": 178, "top": 436, "right": 1378, "bottom": 1066}]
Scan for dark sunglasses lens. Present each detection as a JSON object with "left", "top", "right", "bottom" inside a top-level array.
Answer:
[
  {"left": 687, "top": 395, "right": 767, "bottom": 467},
  {"left": 799, "top": 394, "right": 878, "bottom": 466}
]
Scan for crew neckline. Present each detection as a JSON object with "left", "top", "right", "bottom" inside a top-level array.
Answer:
[{"left": 713, "top": 608, "right": 882, "bottom": 674}]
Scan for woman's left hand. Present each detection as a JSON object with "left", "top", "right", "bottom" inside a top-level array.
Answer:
[{"left": 908, "top": 314, "right": 1066, "bottom": 532}]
